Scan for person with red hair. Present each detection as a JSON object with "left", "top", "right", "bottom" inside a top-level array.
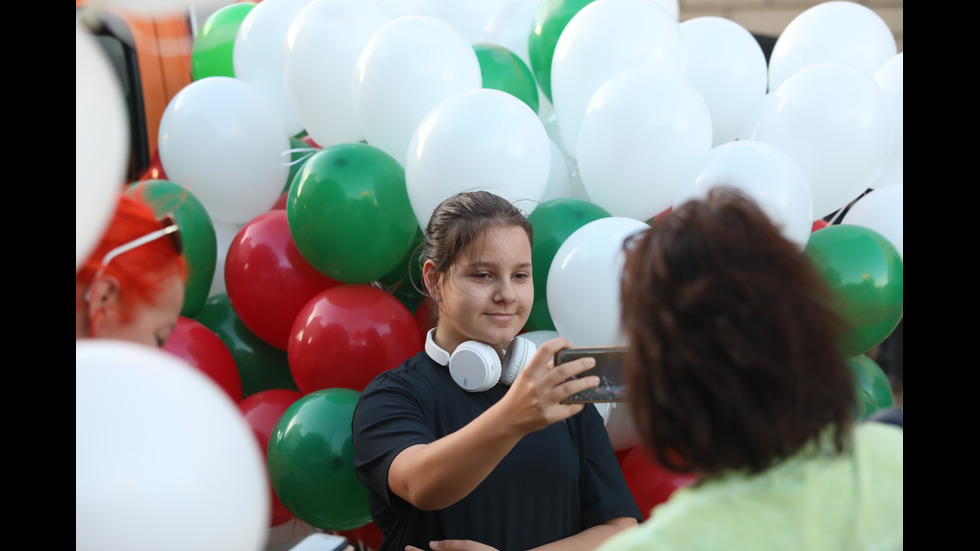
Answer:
[{"left": 76, "top": 192, "right": 187, "bottom": 348}]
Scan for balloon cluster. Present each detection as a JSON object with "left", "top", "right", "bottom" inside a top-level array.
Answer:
[{"left": 77, "top": 0, "right": 902, "bottom": 548}]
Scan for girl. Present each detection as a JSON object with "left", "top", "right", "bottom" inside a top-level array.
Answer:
[
  {"left": 352, "top": 191, "right": 640, "bottom": 551},
  {"left": 76, "top": 192, "right": 186, "bottom": 348}
]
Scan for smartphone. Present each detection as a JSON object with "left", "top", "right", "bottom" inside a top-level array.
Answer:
[
  {"left": 289, "top": 533, "right": 350, "bottom": 551},
  {"left": 555, "top": 346, "right": 629, "bottom": 403}
]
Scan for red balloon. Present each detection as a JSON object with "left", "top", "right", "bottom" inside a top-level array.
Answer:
[
  {"left": 288, "top": 284, "right": 423, "bottom": 394},
  {"left": 615, "top": 446, "right": 634, "bottom": 465},
  {"left": 413, "top": 298, "right": 435, "bottom": 341},
  {"left": 300, "top": 134, "right": 321, "bottom": 149},
  {"left": 620, "top": 447, "right": 697, "bottom": 520},
  {"left": 225, "top": 210, "right": 343, "bottom": 351},
  {"left": 138, "top": 149, "right": 167, "bottom": 182},
  {"left": 271, "top": 191, "right": 288, "bottom": 211},
  {"left": 238, "top": 389, "right": 304, "bottom": 526},
  {"left": 162, "top": 316, "right": 243, "bottom": 402}
]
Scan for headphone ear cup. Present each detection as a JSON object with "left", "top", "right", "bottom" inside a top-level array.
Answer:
[
  {"left": 500, "top": 337, "right": 536, "bottom": 386},
  {"left": 449, "top": 341, "right": 501, "bottom": 392}
]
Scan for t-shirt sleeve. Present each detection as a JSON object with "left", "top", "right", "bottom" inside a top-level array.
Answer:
[
  {"left": 352, "top": 371, "right": 435, "bottom": 514},
  {"left": 578, "top": 404, "right": 644, "bottom": 526}
]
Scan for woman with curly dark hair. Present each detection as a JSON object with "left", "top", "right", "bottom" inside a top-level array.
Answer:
[{"left": 597, "top": 186, "right": 903, "bottom": 550}]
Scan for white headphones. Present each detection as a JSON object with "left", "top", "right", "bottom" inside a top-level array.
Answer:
[{"left": 425, "top": 328, "right": 537, "bottom": 392}]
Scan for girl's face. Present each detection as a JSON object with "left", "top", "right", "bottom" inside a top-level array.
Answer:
[
  {"left": 92, "top": 274, "right": 185, "bottom": 348},
  {"left": 427, "top": 225, "right": 533, "bottom": 355}
]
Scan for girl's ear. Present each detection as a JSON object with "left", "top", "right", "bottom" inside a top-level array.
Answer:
[
  {"left": 88, "top": 276, "right": 122, "bottom": 312},
  {"left": 422, "top": 259, "right": 440, "bottom": 298},
  {"left": 86, "top": 276, "right": 122, "bottom": 338}
]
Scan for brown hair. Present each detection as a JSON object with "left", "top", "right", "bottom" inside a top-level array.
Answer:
[
  {"left": 422, "top": 191, "right": 533, "bottom": 324},
  {"left": 620, "top": 187, "right": 854, "bottom": 478}
]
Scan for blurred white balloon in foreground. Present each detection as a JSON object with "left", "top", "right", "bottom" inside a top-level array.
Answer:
[
  {"left": 99, "top": 0, "right": 230, "bottom": 17},
  {"left": 76, "top": 17, "right": 128, "bottom": 272},
  {"left": 77, "top": 340, "right": 269, "bottom": 551}
]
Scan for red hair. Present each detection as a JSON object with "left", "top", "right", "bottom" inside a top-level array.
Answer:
[{"left": 77, "top": 190, "right": 188, "bottom": 321}]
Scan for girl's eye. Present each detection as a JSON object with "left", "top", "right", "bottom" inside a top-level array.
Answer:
[
  {"left": 473, "top": 272, "right": 492, "bottom": 280},
  {"left": 513, "top": 272, "right": 530, "bottom": 281}
]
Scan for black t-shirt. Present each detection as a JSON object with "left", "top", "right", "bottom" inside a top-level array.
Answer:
[{"left": 352, "top": 351, "right": 642, "bottom": 551}]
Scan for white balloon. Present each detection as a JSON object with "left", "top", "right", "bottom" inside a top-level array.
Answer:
[
  {"left": 209, "top": 219, "right": 244, "bottom": 298},
  {"left": 744, "top": 62, "right": 891, "bottom": 219},
  {"left": 675, "top": 140, "right": 814, "bottom": 249},
  {"left": 353, "top": 15, "right": 482, "bottom": 166},
  {"left": 99, "top": 0, "right": 229, "bottom": 17},
  {"left": 406, "top": 88, "right": 551, "bottom": 229},
  {"left": 737, "top": 91, "right": 772, "bottom": 141},
  {"left": 282, "top": 0, "right": 391, "bottom": 148},
  {"left": 234, "top": 0, "right": 312, "bottom": 136},
  {"left": 768, "top": 0, "right": 897, "bottom": 92},
  {"left": 538, "top": 138, "right": 574, "bottom": 203},
  {"left": 158, "top": 77, "right": 290, "bottom": 225},
  {"left": 651, "top": 0, "right": 679, "bottom": 20},
  {"left": 841, "top": 184, "right": 903, "bottom": 259},
  {"left": 576, "top": 67, "right": 713, "bottom": 222},
  {"left": 551, "top": 0, "right": 686, "bottom": 157},
  {"left": 385, "top": 0, "right": 510, "bottom": 43},
  {"left": 871, "top": 52, "right": 903, "bottom": 189},
  {"left": 547, "top": 216, "right": 650, "bottom": 347},
  {"left": 680, "top": 16, "right": 768, "bottom": 146},
  {"left": 520, "top": 329, "right": 562, "bottom": 349},
  {"left": 76, "top": 340, "right": 269, "bottom": 551},
  {"left": 76, "top": 17, "right": 128, "bottom": 272}
]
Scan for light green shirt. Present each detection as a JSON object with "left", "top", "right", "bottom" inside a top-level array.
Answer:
[{"left": 598, "top": 422, "right": 903, "bottom": 551}]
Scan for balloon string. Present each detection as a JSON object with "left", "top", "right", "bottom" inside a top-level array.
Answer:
[
  {"left": 828, "top": 188, "right": 872, "bottom": 226},
  {"left": 281, "top": 147, "right": 318, "bottom": 167}
]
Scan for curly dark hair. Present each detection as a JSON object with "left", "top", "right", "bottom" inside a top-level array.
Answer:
[{"left": 619, "top": 187, "right": 855, "bottom": 478}]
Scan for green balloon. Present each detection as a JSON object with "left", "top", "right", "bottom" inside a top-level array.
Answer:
[
  {"left": 267, "top": 388, "right": 372, "bottom": 531},
  {"left": 528, "top": 0, "right": 595, "bottom": 103},
  {"left": 848, "top": 355, "right": 894, "bottom": 411},
  {"left": 526, "top": 198, "right": 612, "bottom": 331},
  {"left": 287, "top": 143, "right": 418, "bottom": 284},
  {"left": 805, "top": 225, "right": 903, "bottom": 358},
  {"left": 195, "top": 294, "right": 299, "bottom": 397},
  {"left": 125, "top": 179, "right": 217, "bottom": 318},
  {"left": 854, "top": 386, "right": 881, "bottom": 421},
  {"left": 191, "top": 2, "right": 256, "bottom": 80},
  {"left": 473, "top": 43, "right": 540, "bottom": 114}
]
